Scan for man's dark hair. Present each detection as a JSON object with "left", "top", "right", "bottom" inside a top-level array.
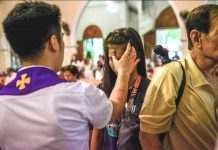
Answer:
[
  {"left": 186, "top": 4, "right": 218, "bottom": 50},
  {"left": 3, "top": 1, "right": 62, "bottom": 60},
  {"left": 103, "top": 27, "right": 147, "bottom": 97}
]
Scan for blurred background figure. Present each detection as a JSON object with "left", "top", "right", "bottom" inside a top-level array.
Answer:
[
  {"left": 0, "top": 73, "right": 6, "bottom": 89},
  {"left": 57, "top": 66, "right": 66, "bottom": 79},
  {"left": 95, "top": 61, "right": 103, "bottom": 81},
  {"left": 81, "top": 51, "right": 94, "bottom": 79},
  {"left": 63, "top": 65, "right": 80, "bottom": 82},
  {"left": 71, "top": 54, "right": 78, "bottom": 66},
  {"left": 98, "top": 55, "right": 105, "bottom": 66},
  {"left": 146, "top": 63, "right": 154, "bottom": 79},
  {"left": 153, "top": 56, "right": 163, "bottom": 75},
  {"left": 4, "top": 67, "right": 16, "bottom": 85},
  {"left": 172, "top": 51, "right": 180, "bottom": 61}
]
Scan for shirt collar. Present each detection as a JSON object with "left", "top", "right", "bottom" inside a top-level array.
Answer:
[
  {"left": 19, "top": 65, "right": 54, "bottom": 72},
  {"left": 186, "top": 53, "right": 209, "bottom": 88}
]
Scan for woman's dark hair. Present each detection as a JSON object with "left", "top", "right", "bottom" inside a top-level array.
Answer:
[
  {"left": 3, "top": 1, "right": 62, "bottom": 60},
  {"left": 186, "top": 4, "right": 218, "bottom": 50},
  {"left": 103, "top": 27, "right": 147, "bottom": 97}
]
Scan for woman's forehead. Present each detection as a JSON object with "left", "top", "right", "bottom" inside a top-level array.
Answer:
[
  {"left": 108, "top": 47, "right": 125, "bottom": 53},
  {"left": 108, "top": 44, "right": 127, "bottom": 51}
]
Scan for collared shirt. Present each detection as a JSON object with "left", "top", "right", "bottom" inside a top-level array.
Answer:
[
  {"left": 139, "top": 54, "right": 218, "bottom": 150},
  {"left": 0, "top": 66, "right": 113, "bottom": 150}
]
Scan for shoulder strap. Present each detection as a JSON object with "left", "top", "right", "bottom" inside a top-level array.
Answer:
[
  {"left": 126, "top": 77, "right": 150, "bottom": 116},
  {"left": 135, "top": 77, "right": 150, "bottom": 99},
  {"left": 175, "top": 61, "right": 186, "bottom": 108},
  {"left": 134, "top": 77, "right": 150, "bottom": 104}
]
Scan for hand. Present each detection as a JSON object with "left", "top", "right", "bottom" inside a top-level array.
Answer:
[{"left": 112, "top": 43, "right": 140, "bottom": 75}]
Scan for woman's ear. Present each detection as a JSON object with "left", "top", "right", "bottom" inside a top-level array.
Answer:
[{"left": 190, "top": 29, "right": 202, "bottom": 49}]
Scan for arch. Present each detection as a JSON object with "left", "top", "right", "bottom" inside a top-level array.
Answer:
[
  {"left": 167, "top": 0, "right": 189, "bottom": 57},
  {"left": 143, "top": 4, "right": 181, "bottom": 60},
  {"left": 73, "top": 0, "right": 190, "bottom": 60},
  {"left": 68, "top": 1, "right": 88, "bottom": 62},
  {"left": 155, "top": 6, "right": 179, "bottom": 28},
  {"left": 76, "top": 25, "right": 103, "bottom": 61},
  {"left": 143, "top": 29, "right": 155, "bottom": 59},
  {"left": 83, "top": 25, "right": 103, "bottom": 39},
  {"left": 72, "top": 1, "right": 89, "bottom": 43}
]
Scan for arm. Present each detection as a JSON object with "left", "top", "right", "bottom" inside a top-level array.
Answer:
[
  {"left": 109, "top": 43, "right": 139, "bottom": 122},
  {"left": 90, "top": 128, "right": 103, "bottom": 150},
  {"left": 138, "top": 63, "right": 183, "bottom": 150},
  {"left": 139, "top": 131, "right": 163, "bottom": 150}
]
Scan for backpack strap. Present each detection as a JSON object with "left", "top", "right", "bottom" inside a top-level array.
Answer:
[
  {"left": 175, "top": 61, "right": 186, "bottom": 107},
  {"left": 159, "top": 61, "right": 186, "bottom": 142},
  {"left": 133, "top": 77, "right": 150, "bottom": 115}
]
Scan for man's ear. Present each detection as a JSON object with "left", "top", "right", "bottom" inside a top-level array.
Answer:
[
  {"left": 190, "top": 29, "right": 202, "bottom": 49},
  {"left": 49, "top": 35, "right": 59, "bottom": 52}
]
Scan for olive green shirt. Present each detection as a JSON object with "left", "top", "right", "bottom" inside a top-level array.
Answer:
[{"left": 140, "top": 54, "right": 218, "bottom": 150}]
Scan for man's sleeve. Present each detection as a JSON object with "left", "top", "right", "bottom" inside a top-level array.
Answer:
[
  {"left": 83, "top": 84, "right": 113, "bottom": 129},
  {"left": 139, "top": 66, "right": 179, "bottom": 134}
]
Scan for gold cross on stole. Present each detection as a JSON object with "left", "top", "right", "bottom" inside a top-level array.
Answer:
[{"left": 16, "top": 73, "right": 31, "bottom": 90}]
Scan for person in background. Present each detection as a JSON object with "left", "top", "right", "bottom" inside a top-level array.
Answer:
[
  {"left": 57, "top": 66, "right": 65, "bottom": 79},
  {"left": 63, "top": 65, "right": 80, "bottom": 82},
  {"left": 0, "top": 1, "right": 139, "bottom": 149},
  {"left": 70, "top": 54, "right": 77, "bottom": 66},
  {"left": 172, "top": 51, "right": 180, "bottom": 61},
  {"left": 85, "top": 51, "right": 93, "bottom": 70},
  {"left": 4, "top": 67, "right": 16, "bottom": 85},
  {"left": 83, "top": 57, "right": 94, "bottom": 79},
  {"left": 99, "top": 55, "right": 105, "bottom": 66},
  {"left": 95, "top": 61, "right": 103, "bottom": 81},
  {"left": 0, "top": 83, "right": 3, "bottom": 90},
  {"left": 0, "top": 79, "right": 4, "bottom": 90},
  {"left": 153, "top": 55, "right": 163, "bottom": 75},
  {"left": 139, "top": 4, "right": 218, "bottom": 150},
  {"left": 146, "top": 63, "right": 154, "bottom": 79},
  {"left": 91, "top": 27, "right": 150, "bottom": 150},
  {"left": 94, "top": 55, "right": 105, "bottom": 81},
  {"left": 0, "top": 72, "right": 6, "bottom": 89}
]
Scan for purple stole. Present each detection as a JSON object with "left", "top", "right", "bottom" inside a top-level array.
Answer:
[{"left": 0, "top": 67, "right": 66, "bottom": 95}]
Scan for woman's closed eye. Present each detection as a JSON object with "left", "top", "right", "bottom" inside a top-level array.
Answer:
[
  {"left": 109, "top": 56, "right": 122, "bottom": 62},
  {"left": 109, "top": 57, "right": 113, "bottom": 62}
]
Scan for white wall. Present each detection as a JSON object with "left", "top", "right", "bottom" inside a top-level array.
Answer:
[
  {"left": 76, "top": 1, "right": 128, "bottom": 41},
  {"left": 138, "top": 1, "right": 170, "bottom": 35},
  {"left": 48, "top": 1, "right": 87, "bottom": 66},
  {"left": 169, "top": 0, "right": 206, "bottom": 57},
  {"left": 0, "top": 0, "right": 87, "bottom": 71},
  {"left": 0, "top": 1, "right": 18, "bottom": 72}
]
